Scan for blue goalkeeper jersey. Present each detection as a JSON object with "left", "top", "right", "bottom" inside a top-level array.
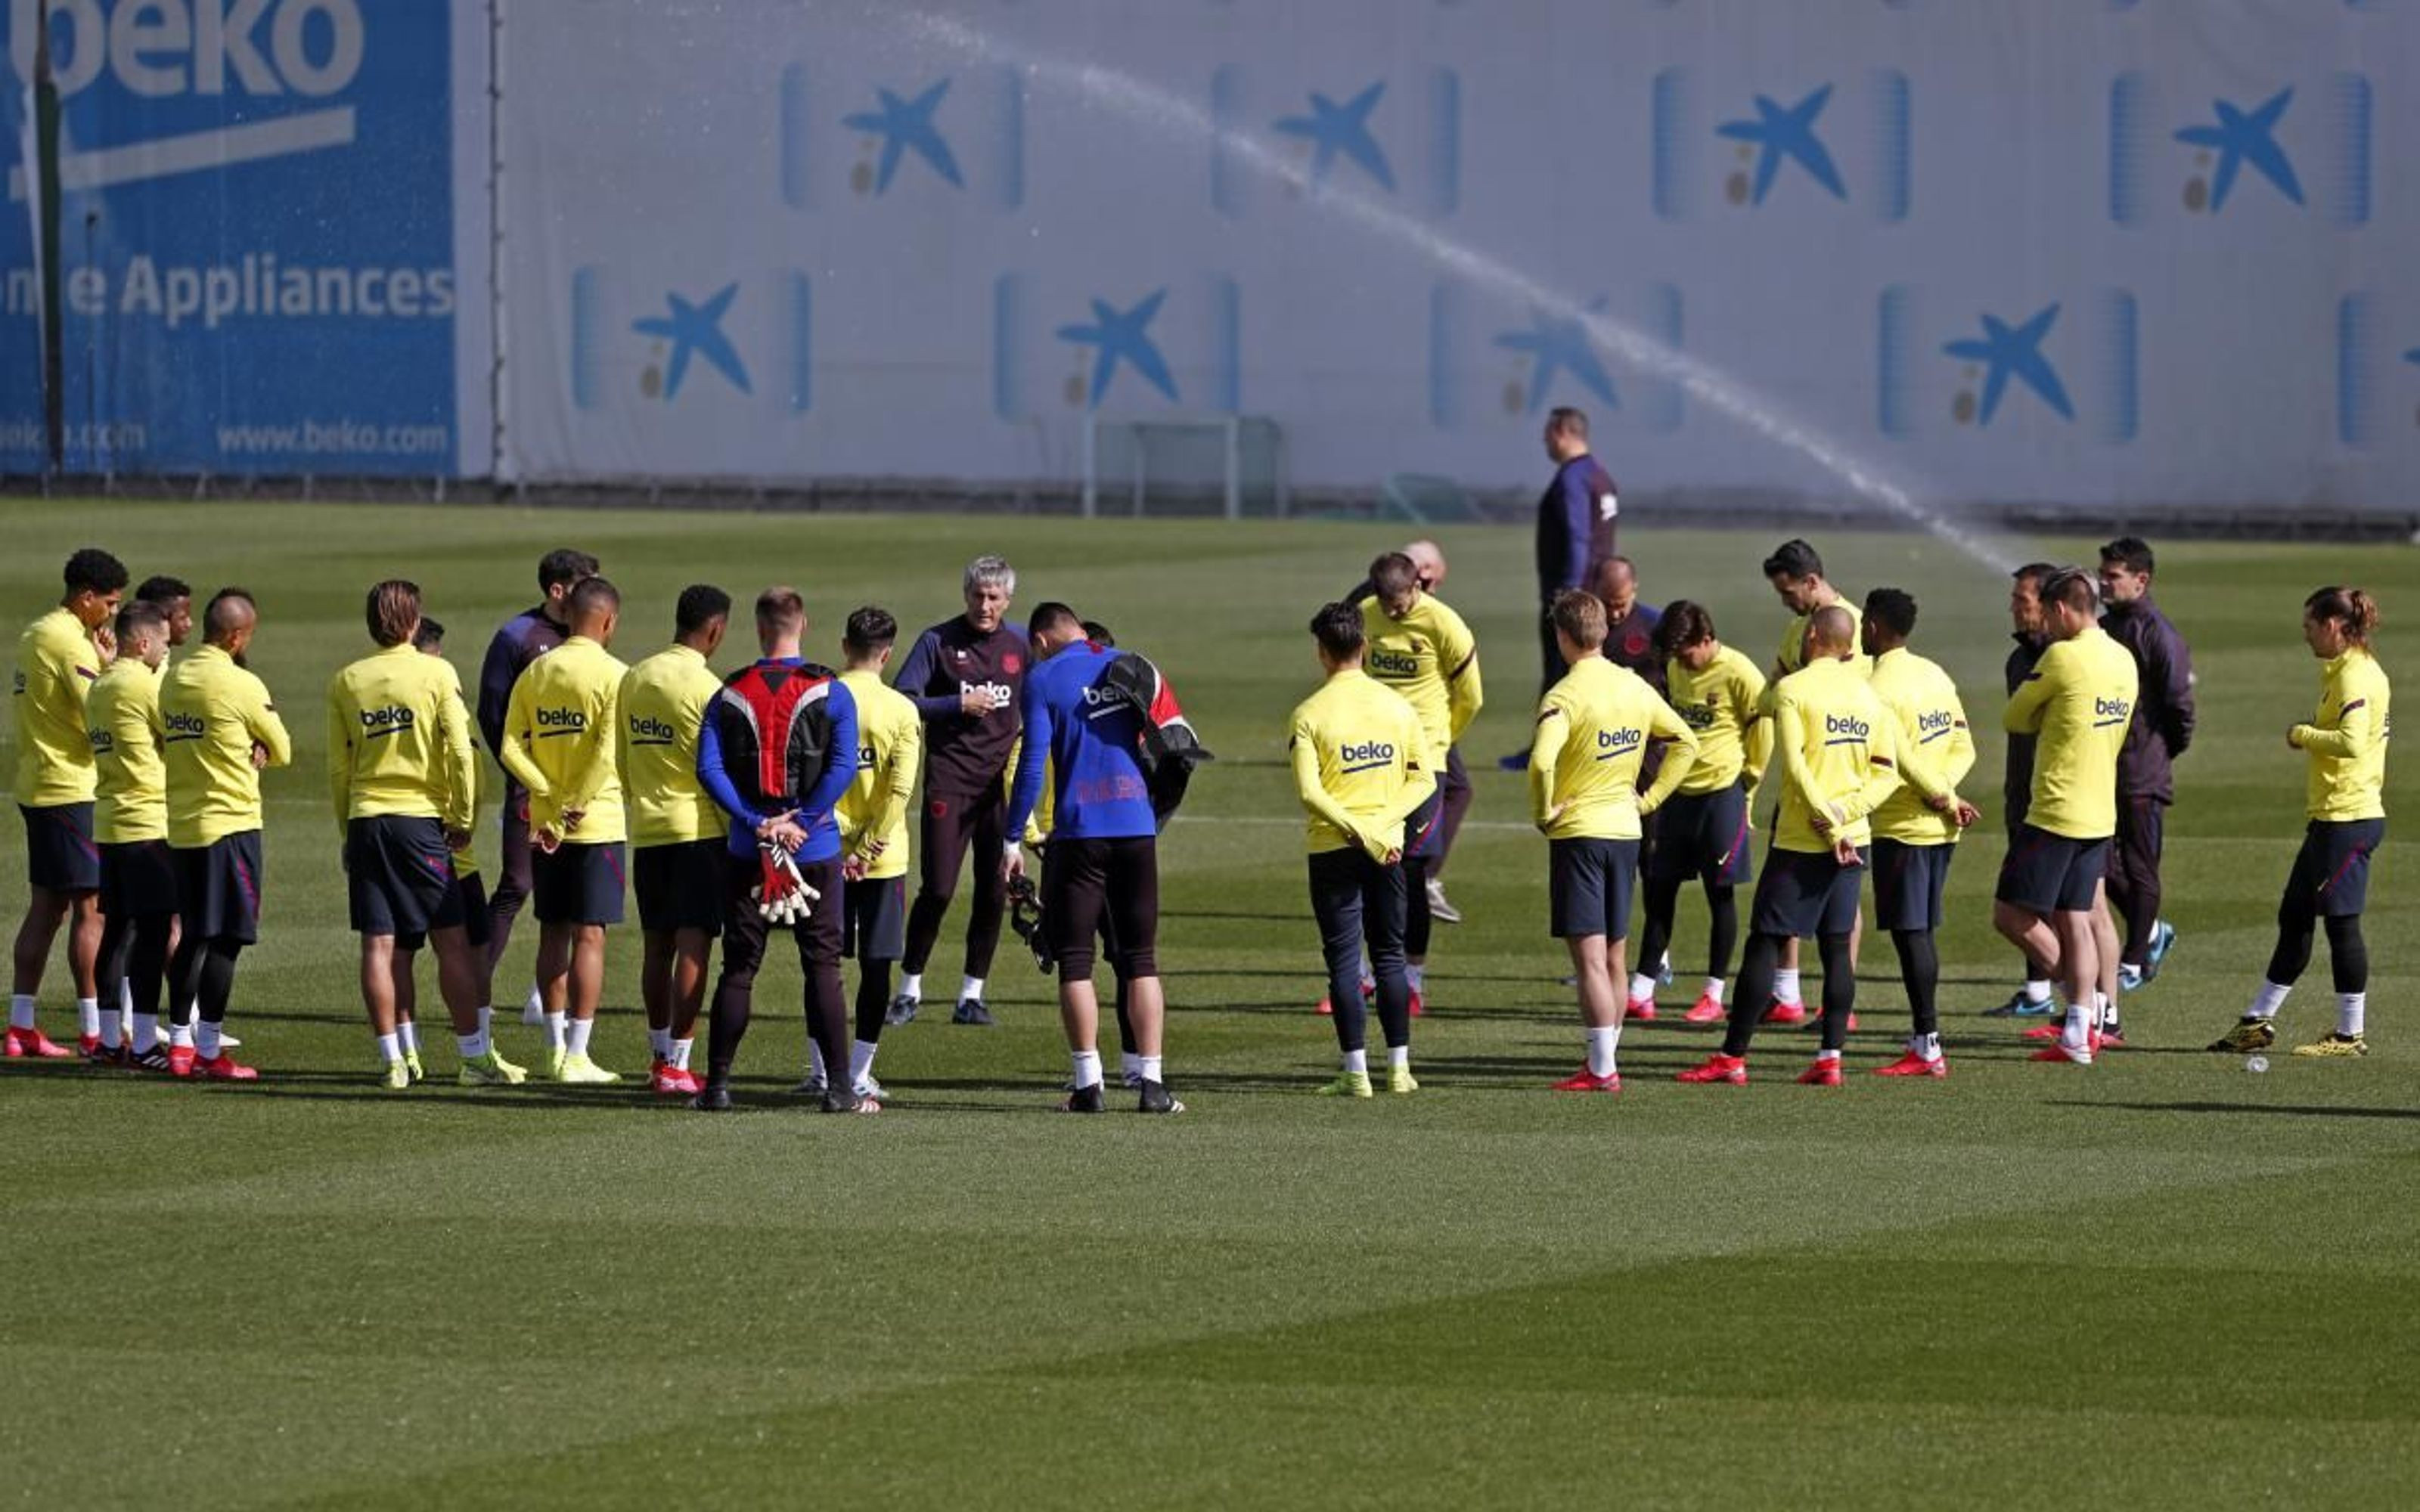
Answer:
[{"left": 1006, "top": 642, "right": 1157, "bottom": 841}]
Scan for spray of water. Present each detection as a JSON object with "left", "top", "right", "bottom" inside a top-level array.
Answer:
[{"left": 895, "top": 10, "right": 2015, "bottom": 575}]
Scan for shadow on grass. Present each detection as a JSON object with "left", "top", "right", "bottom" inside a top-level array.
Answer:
[{"left": 2052, "top": 1099, "right": 2420, "bottom": 1121}]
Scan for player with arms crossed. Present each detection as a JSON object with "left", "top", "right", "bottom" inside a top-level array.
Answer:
[
  {"left": 1531, "top": 590, "right": 1697, "bottom": 1093},
  {"left": 87, "top": 600, "right": 172, "bottom": 1066},
  {"left": 2208, "top": 588, "right": 2391, "bottom": 1059}
]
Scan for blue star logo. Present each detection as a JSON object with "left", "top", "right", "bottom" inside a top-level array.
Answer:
[
  {"left": 1715, "top": 84, "right": 1847, "bottom": 204},
  {"left": 1273, "top": 82, "right": 1396, "bottom": 192},
  {"left": 2403, "top": 346, "right": 2420, "bottom": 369},
  {"left": 2174, "top": 88, "right": 2303, "bottom": 211},
  {"left": 1943, "top": 305, "right": 2073, "bottom": 426},
  {"left": 631, "top": 284, "right": 752, "bottom": 400},
  {"left": 1056, "top": 290, "right": 1178, "bottom": 408},
  {"left": 1494, "top": 300, "right": 1618, "bottom": 412},
  {"left": 842, "top": 79, "right": 965, "bottom": 194}
]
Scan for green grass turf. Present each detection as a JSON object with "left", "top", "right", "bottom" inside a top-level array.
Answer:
[{"left": 2, "top": 501, "right": 2416, "bottom": 1509}]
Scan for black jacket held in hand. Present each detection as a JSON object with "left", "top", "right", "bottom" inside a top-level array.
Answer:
[{"left": 2100, "top": 594, "right": 2195, "bottom": 804}]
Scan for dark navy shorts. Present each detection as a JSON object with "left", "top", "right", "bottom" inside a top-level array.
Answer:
[
  {"left": 1871, "top": 838, "right": 1955, "bottom": 933},
  {"left": 402, "top": 870, "right": 490, "bottom": 953},
  {"left": 845, "top": 875, "right": 909, "bottom": 961},
  {"left": 346, "top": 816, "right": 455, "bottom": 937},
  {"left": 99, "top": 838, "right": 177, "bottom": 918},
  {"left": 1995, "top": 823, "right": 2108, "bottom": 915},
  {"left": 634, "top": 838, "right": 725, "bottom": 933},
  {"left": 2282, "top": 817, "right": 2385, "bottom": 920},
  {"left": 1405, "top": 786, "right": 1446, "bottom": 863},
  {"left": 1649, "top": 781, "right": 1755, "bottom": 887},
  {"left": 533, "top": 841, "right": 626, "bottom": 927},
  {"left": 1549, "top": 837, "right": 1639, "bottom": 940},
  {"left": 20, "top": 802, "right": 99, "bottom": 892},
  {"left": 175, "top": 830, "right": 264, "bottom": 945},
  {"left": 1749, "top": 843, "right": 1866, "bottom": 939}
]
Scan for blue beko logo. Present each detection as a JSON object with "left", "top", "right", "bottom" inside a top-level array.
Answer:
[
  {"left": 1652, "top": 69, "right": 1910, "bottom": 223},
  {"left": 778, "top": 64, "right": 1024, "bottom": 211},
  {"left": 2111, "top": 71, "right": 2369, "bottom": 227},
  {"left": 1210, "top": 66, "right": 1459, "bottom": 218},
  {"left": 570, "top": 268, "right": 814, "bottom": 416},
  {"left": 1429, "top": 280, "right": 1683, "bottom": 433},
  {"left": 992, "top": 274, "right": 1240, "bottom": 418},
  {"left": 1879, "top": 285, "right": 2138, "bottom": 445}
]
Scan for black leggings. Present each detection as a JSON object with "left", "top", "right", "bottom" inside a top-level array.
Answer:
[
  {"left": 901, "top": 788, "right": 1009, "bottom": 979},
  {"left": 167, "top": 935, "right": 243, "bottom": 1027},
  {"left": 1311, "top": 850, "right": 1411, "bottom": 1055},
  {"left": 1404, "top": 855, "right": 1435, "bottom": 961},
  {"left": 1635, "top": 874, "right": 1740, "bottom": 984},
  {"left": 2267, "top": 912, "right": 2368, "bottom": 995},
  {"left": 1892, "top": 928, "right": 1939, "bottom": 1038},
  {"left": 1724, "top": 931, "right": 1855, "bottom": 1058},
  {"left": 98, "top": 909, "right": 173, "bottom": 1020},
  {"left": 709, "top": 856, "right": 846, "bottom": 1085}
]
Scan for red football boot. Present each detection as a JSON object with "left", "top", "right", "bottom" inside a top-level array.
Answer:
[
  {"left": 2028, "top": 1043, "right": 2093, "bottom": 1064},
  {"left": 2021, "top": 1023, "right": 2062, "bottom": 1041},
  {"left": 194, "top": 1054, "right": 258, "bottom": 1081},
  {"left": 1407, "top": 988, "right": 1425, "bottom": 1018},
  {"left": 165, "top": 1044, "right": 197, "bottom": 1078},
  {"left": 1872, "top": 1050, "right": 1947, "bottom": 1078},
  {"left": 1761, "top": 999, "right": 1807, "bottom": 1027},
  {"left": 4, "top": 1024, "right": 74, "bottom": 1059},
  {"left": 1550, "top": 1066, "right": 1622, "bottom": 1093},
  {"left": 1624, "top": 996, "right": 1658, "bottom": 1022},
  {"left": 1314, "top": 994, "right": 1334, "bottom": 1016},
  {"left": 1683, "top": 994, "right": 1727, "bottom": 1024},
  {"left": 1797, "top": 1058, "right": 1844, "bottom": 1087},
  {"left": 1677, "top": 1052, "right": 1748, "bottom": 1085},
  {"left": 650, "top": 1063, "right": 691, "bottom": 1097}
]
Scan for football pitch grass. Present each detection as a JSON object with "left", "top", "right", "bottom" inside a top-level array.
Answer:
[{"left": 2, "top": 500, "right": 2415, "bottom": 1509}]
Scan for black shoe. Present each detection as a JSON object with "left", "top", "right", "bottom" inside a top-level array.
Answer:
[
  {"left": 691, "top": 1083, "right": 734, "bottom": 1112},
  {"left": 1137, "top": 1079, "right": 1185, "bottom": 1115},
  {"left": 884, "top": 993, "right": 919, "bottom": 1027},
  {"left": 1062, "top": 1082, "right": 1106, "bottom": 1114},
  {"left": 953, "top": 997, "right": 994, "bottom": 1027},
  {"left": 819, "top": 1089, "right": 878, "bottom": 1114}
]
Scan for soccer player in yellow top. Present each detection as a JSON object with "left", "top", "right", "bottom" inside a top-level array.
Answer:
[
  {"left": 816, "top": 606, "right": 924, "bottom": 1102},
  {"left": 1531, "top": 590, "right": 1698, "bottom": 1093},
  {"left": 618, "top": 584, "right": 731, "bottom": 1098},
  {"left": 1681, "top": 606, "right": 1900, "bottom": 1087},
  {"left": 88, "top": 599, "right": 172, "bottom": 1066},
  {"left": 1637, "top": 601, "right": 1772, "bottom": 1027},
  {"left": 499, "top": 577, "right": 630, "bottom": 1084},
  {"left": 1358, "top": 550, "right": 1481, "bottom": 1014},
  {"left": 328, "top": 581, "right": 526, "bottom": 1091},
  {"left": 10, "top": 547, "right": 126, "bottom": 1061},
  {"left": 1861, "top": 589, "right": 1980, "bottom": 1078},
  {"left": 161, "top": 589, "right": 291, "bottom": 1080},
  {"left": 1756, "top": 538, "right": 1858, "bottom": 1024},
  {"left": 1993, "top": 569, "right": 2138, "bottom": 1067},
  {"left": 2208, "top": 587, "right": 2392, "bottom": 1059},
  {"left": 1289, "top": 601, "right": 1436, "bottom": 1097}
]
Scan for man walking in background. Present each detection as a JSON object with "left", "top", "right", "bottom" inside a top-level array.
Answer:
[{"left": 1504, "top": 406, "right": 1617, "bottom": 770}]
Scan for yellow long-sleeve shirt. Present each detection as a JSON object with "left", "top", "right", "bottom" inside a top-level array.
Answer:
[
  {"left": 1287, "top": 668, "right": 1436, "bottom": 860},
  {"left": 1360, "top": 591, "right": 1482, "bottom": 754},
  {"left": 839, "top": 669, "right": 922, "bottom": 880},
  {"left": 617, "top": 644, "right": 724, "bottom": 848},
  {"left": 326, "top": 643, "right": 479, "bottom": 832},
  {"left": 499, "top": 636, "right": 628, "bottom": 844},
  {"left": 1665, "top": 643, "right": 1771, "bottom": 796},
  {"left": 14, "top": 606, "right": 104, "bottom": 807},
  {"left": 162, "top": 644, "right": 292, "bottom": 847},
  {"left": 1867, "top": 646, "right": 1976, "bottom": 845},
  {"left": 2004, "top": 624, "right": 2136, "bottom": 841},
  {"left": 2291, "top": 647, "right": 2391, "bottom": 822},
  {"left": 1769, "top": 655, "right": 1901, "bottom": 854},
  {"left": 88, "top": 658, "right": 166, "bottom": 844},
  {"left": 1529, "top": 655, "right": 1699, "bottom": 841}
]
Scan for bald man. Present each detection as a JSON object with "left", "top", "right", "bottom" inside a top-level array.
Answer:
[{"left": 1345, "top": 541, "right": 1475, "bottom": 925}]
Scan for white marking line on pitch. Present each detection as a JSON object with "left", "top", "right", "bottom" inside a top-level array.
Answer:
[{"left": 8, "top": 109, "right": 357, "bottom": 202}]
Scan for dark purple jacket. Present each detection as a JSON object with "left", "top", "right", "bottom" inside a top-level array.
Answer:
[
  {"left": 477, "top": 605, "right": 567, "bottom": 792},
  {"left": 2003, "top": 632, "right": 2046, "bottom": 826},
  {"left": 2101, "top": 594, "right": 2195, "bottom": 803},
  {"left": 892, "top": 615, "right": 1026, "bottom": 799},
  {"left": 1535, "top": 454, "right": 1618, "bottom": 597}
]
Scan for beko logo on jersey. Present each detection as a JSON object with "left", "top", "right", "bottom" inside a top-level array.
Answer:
[
  {"left": 2094, "top": 696, "right": 2133, "bottom": 727},
  {"left": 962, "top": 679, "right": 1012, "bottom": 705},
  {"left": 1367, "top": 649, "right": 1419, "bottom": 677},
  {"left": 1680, "top": 702, "right": 1716, "bottom": 730},
  {"left": 1339, "top": 740, "right": 1395, "bottom": 773},
  {"left": 858, "top": 745, "right": 876, "bottom": 769},
  {"left": 8, "top": 0, "right": 366, "bottom": 100},
  {"left": 358, "top": 704, "right": 414, "bottom": 736},
  {"left": 1597, "top": 727, "right": 1643, "bottom": 754},
  {"left": 627, "top": 714, "right": 678, "bottom": 744},
  {"left": 1824, "top": 714, "right": 1870, "bottom": 741},
  {"left": 88, "top": 727, "right": 113, "bottom": 752},
  {"left": 163, "top": 711, "right": 206, "bottom": 739},
  {"left": 535, "top": 707, "right": 586, "bottom": 735}
]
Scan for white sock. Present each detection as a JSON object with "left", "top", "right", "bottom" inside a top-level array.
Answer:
[
  {"left": 1342, "top": 1047, "right": 1369, "bottom": 1075},
  {"left": 133, "top": 1012, "right": 159, "bottom": 1054},
  {"left": 2062, "top": 1001, "right": 2093, "bottom": 1056},
  {"left": 849, "top": 1040, "right": 878, "bottom": 1083},
  {"left": 899, "top": 973, "right": 923, "bottom": 1002},
  {"left": 1139, "top": 1055, "right": 1163, "bottom": 1083},
  {"left": 458, "top": 1027, "right": 489, "bottom": 1060},
  {"left": 670, "top": 1037, "right": 693, "bottom": 1070},
  {"left": 1586, "top": 1025, "right": 1621, "bottom": 1078},
  {"left": 1071, "top": 1049, "right": 1104, "bottom": 1089},
  {"left": 2338, "top": 993, "right": 2366, "bottom": 1038},
  {"left": 2250, "top": 981, "right": 2291, "bottom": 1019},
  {"left": 2023, "top": 978, "right": 2053, "bottom": 1005},
  {"left": 376, "top": 1031, "right": 402, "bottom": 1065},
  {"left": 1407, "top": 964, "right": 1425, "bottom": 992},
  {"left": 1815, "top": 1047, "right": 1842, "bottom": 1063},
  {"left": 1776, "top": 968, "right": 1802, "bottom": 1007},
  {"left": 1388, "top": 1044, "right": 1410, "bottom": 1070},
  {"left": 478, "top": 1005, "right": 493, "bottom": 1037},
  {"left": 169, "top": 1020, "right": 194, "bottom": 1049},
  {"left": 545, "top": 1011, "right": 567, "bottom": 1049},
  {"left": 9, "top": 994, "right": 34, "bottom": 1031},
  {"left": 566, "top": 1017, "right": 594, "bottom": 1058},
  {"left": 1120, "top": 1050, "right": 1143, "bottom": 1083},
  {"left": 649, "top": 1026, "right": 672, "bottom": 1061},
  {"left": 119, "top": 978, "right": 133, "bottom": 1016},
  {"left": 1627, "top": 972, "right": 1657, "bottom": 1001},
  {"left": 958, "top": 975, "right": 985, "bottom": 1003},
  {"left": 100, "top": 1005, "right": 123, "bottom": 1050},
  {"left": 524, "top": 984, "right": 544, "bottom": 1015},
  {"left": 2096, "top": 992, "right": 2118, "bottom": 1031},
  {"left": 196, "top": 1021, "right": 223, "bottom": 1060},
  {"left": 810, "top": 1040, "right": 828, "bottom": 1083},
  {"left": 76, "top": 996, "right": 100, "bottom": 1040},
  {"left": 397, "top": 1020, "right": 419, "bottom": 1055},
  {"left": 1916, "top": 1032, "right": 1942, "bottom": 1061},
  {"left": 1702, "top": 978, "right": 1726, "bottom": 1005}
]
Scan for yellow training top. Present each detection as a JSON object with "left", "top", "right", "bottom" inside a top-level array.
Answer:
[
  {"left": 88, "top": 658, "right": 166, "bottom": 844},
  {"left": 1665, "top": 642, "right": 1771, "bottom": 795},
  {"left": 839, "top": 668, "right": 923, "bottom": 880},
  {"left": 14, "top": 606, "right": 104, "bottom": 807},
  {"left": 162, "top": 644, "right": 293, "bottom": 847},
  {"left": 1768, "top": 655, "right": 1901, "bottom": 854},
  {"left": 2004, "top": 624, "right": 2136, "bottom": 841},
  {"left": 1529, "top": 655, "right": 1699, "bottom": 841},
  {"left": 1359, "top": 591, "right": 1483, "bottom": 754},
  {"left": 2292, "top": 647, "right": 2391, "bottom": 822},
  {"left": 1866, "top": 646, "right": 1977, "bottom": 846},
  {"left": 1287, "top": 667, "right": 1436, "bottom": 860},
  {"left": 325, "top": 643, "right": 479, "bottom": 832},
  {"left": 616, "top": 645, "right": 724, "bottom": 848},
  {"left": 499, "top": 636, "right": 629, "bottom": 845}
]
